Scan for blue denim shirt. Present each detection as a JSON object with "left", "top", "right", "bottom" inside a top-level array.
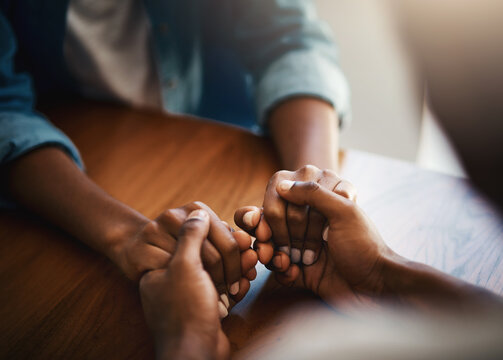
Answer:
[{"left": 0, "top": 0, "right": 350, "bottom": 170}]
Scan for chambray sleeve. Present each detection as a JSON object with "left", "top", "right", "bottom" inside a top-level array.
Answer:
[
  {"left": 213, "top": 0, "right": 351, "bottom": 128},
  {"left": 0, "top": 12, "right": 83, "bottom": 170}
]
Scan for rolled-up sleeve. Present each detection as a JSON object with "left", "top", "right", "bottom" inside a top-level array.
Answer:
[
  {"left": 213, "top": 0, "right": 351, "bottom": 128},
  {"left": 256, "top": 48, "right": 351, "bottom": 127},
  {"left": 0, "top": 11, "right": 82, "bottom": 169},
  {"left": 0, "top": 111, "right": 83, "bottom": 168}
]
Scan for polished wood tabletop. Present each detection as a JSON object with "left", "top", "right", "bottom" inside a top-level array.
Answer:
[{"left": 1, "top": 101, "right": 502, "bottom": 359}]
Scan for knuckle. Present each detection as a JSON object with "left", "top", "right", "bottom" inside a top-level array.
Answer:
[
  {"left": 305, "top": 181, "right": 321, "bottom": 193},
  {"left": 346, "top": 200, "right": 357, "bottom": 212},
  {"left": 142, "top": 220, "right": 160, "bottom": 235},
  {"left": 192, "top": 201, "right": 207, "bottom": 210},
  {"left": 158, "top": 209, "right": 177, "bottom": 223},
  {"left": 222, "top": 239, "right": 240, "bottom": 257},
  {"left": 288, "top": 207, "right": 306, "bottom": 226},
  {"left": 263, "top": 205, "right": 283, "bottom": 222},
  {"left": 321, "top": 169, "right": 339, "bottom": 180},
  {"left": 270, "top": 170, "right": 290, "bottom": 183},
  {"left": 299, "top": 164, "right": 319, "bottom": 178},
  {"left": 179, "top": 218, "right": 204, "bottom": 235}
]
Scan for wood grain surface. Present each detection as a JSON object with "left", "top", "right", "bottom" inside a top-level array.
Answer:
[{"left": 1, "top": 101, "right": 502, "bottom": 359}]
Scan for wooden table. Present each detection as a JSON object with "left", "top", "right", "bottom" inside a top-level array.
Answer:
[{"left": 1, "top": 102, "right": 502, "bottom": 359}]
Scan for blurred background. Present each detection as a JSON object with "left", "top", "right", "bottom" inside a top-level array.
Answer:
[{"left": 315, "top": 0, "right": 465, "bottom": 177}]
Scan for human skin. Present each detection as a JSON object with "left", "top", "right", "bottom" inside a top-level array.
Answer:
[
  {"left": 267, "top": 97, "right": 340, "bottom": 172},
  {"left": 234, "top": 165, "right": 356, "bottom": 271},
  {"left": 139, "top": 209, "right": 230, "bottom": 360},
  {"left": 237, "top": 179, "right": 502, "bottom": 311},
  {"left": 2, "top": 97, "right": 336, "bottom": 275},
  {"left": 264, "top": 98, "right": 345, "bottom": 265},
  {"left": 3, "top": 147, "right": 257, "bottom": 312},
  {"left": 2, "top": 97, "right": 334, "bottom": 310},
  {"left": 142, "top": 180, "right": 503, "bottom": 360}
]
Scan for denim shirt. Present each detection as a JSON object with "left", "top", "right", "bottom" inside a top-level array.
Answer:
[{"left": 0, "top": 0, "right": 350, "bottom": 170}]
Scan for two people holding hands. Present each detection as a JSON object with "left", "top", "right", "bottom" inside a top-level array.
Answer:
[{"left": 140, "top": 165, "right": 502, "bottom": 359}]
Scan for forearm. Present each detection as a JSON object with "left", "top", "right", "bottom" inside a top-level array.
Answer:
[
  {"left": 155, "top": 329, "right": 219, "bottom": 360},
  {"left": 379, "top": 254, "right": 502, "bottom": 311},
  {"left": 4, "top": 146, "right": 149, "bottom": 259},
  {"left": 267, "top": 97, "right": 339, "bottom": 171}
]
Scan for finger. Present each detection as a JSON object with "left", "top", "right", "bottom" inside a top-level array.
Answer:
[
  {"left": 201, "top": 239, "right": 228, "bottom": 295},
  {"left": 218, "top": 300, "right": 229, "bottom": 319},
  {"left": 221, "top": 220, "right": 233, "bottom": 232},
  {"left": 276, "top": 180, "right": 351, "bottom": 221},
  {"left": 141, "top": 219, "right": 177, "bottom": 254},
  {"left": 245, "top": 267, "right": 257, "bottom": 281},
  {"left": 286, "top": 203, "right": 309, "bottom": 264},
  {"left": 207, "top": 218, "right": 242, "bottom": 295},
  {"left": 230, "top": 277, "right": 250, "bottom": 303},
  {"left": 263, "top": 172, "right": 292, "bottom": 255},
  {"left": 234, "top": 206, "right": 261, "bottom": 234},
  {"left": 274, "top": 264, "right": 301, "bottom": 286},
  {"left": 144, "top": 246, "right": 172, "bottom": 270},
  {"left": 255, "top": 213, "right": 272, "bottom": 242},
  {"left": 216, "top": 329, "right": 230, "bottom": 360},
  {"left": 158, "top": 202, "right": 243, "bottom": 294},
  {"left": 192, "top": 203, "right": 242, "bottom": 296},
  {"left": 290, "top": 165, "right": 323, "bottom": 264},
  {"left": 176, "top": 209, "right": 210, "bottom": 263},
  {"left": 303, "top": 207, "right": 325, "bottom": 265},
  {"left": 240, "top": 249, "right": 258, "bottom": 275},
  {"left": 271, "top": 251, "right": 290, "bottom": 272},
  {"left": 127, "top": 246, "right": 172, "bottom": 282},
  {"left": 301, "top": 170, "right": 340, "bottom": 266},
  {"left": 334, "top": 179, "right": 358, "bottom": 202},
  {"left": 253, "top": 240, "right": 274, "bottom": 264},
  {"left": 233, "top": 230, "right": 252, "bottom": 251},
  {"left": 156, "top": 204, "right": 237, "bottom": 295}
]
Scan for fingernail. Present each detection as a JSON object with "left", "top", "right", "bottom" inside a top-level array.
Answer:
[
  {"left": 229, "top": 281, "right": 239, "bottom": 295},
  {"left": 278, "top": 180, "right": 295, "bottom": 191},
  {"left": 218, "top": 301, "right": 228, "bottom": 318},
  {"left": 278, "top": 246, "right": 290, "bottom": 255},
  {"left": 303, "top": 249, "right": 316, "bottom": 265},
  {"left": 188, "top": 209, "right": 208, "bottom": 220},
  {"left": 291, "top": 248, "right": 301, "bottom": 263},
  {"left": 322, "top": 225, "right": 329, "bottom": 241},
  {"left": 220, "top": 294, "right": 230, "bottom": 308},
  {"left": 273, "top": 255, "right": 282, "bottom": 269},
  {"left": 243, "top": 210, "right": 258, "bottom": 227}
]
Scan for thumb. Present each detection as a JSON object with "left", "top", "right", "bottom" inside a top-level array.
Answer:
[
  {"left": 276, "top": 180, "right": 351, "bottom": 222},
  {"left": 175, "top": 209, "right": 210, "bottom": 263}
]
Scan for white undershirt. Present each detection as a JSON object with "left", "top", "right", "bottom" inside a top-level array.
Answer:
[{"left": 64, "top": 0, "right": 162, "bottom": 109}]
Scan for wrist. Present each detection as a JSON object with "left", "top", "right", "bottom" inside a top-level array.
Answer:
[
  {"left": 378, "top": 253, "right": 448, "bottom": 302},
  {"left": 368, "top": 250, "right": 411, "bottom": 298},
  {"left": 268, "top": 97, "right": 339, "bottom": 171},
  {"left": 102, "top": 209, "right": 150, "bottom": 267},
  {"left": 155, "top": 328, "right": 217, "bottom": 360}
]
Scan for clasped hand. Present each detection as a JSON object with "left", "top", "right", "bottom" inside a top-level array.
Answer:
[
  {"left": 110, "top": 201, "right": 258, "bottom": 316},
  {"left": 234, "top": 165, "right": 393, "bottom": 307},
  {"left": 138, "top": 165, "right": 397, "bottom": 359}
]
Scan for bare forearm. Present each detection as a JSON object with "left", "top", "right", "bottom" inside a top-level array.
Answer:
[
  {"left": 156, "top": 334, "right": 217, "bottom": 360},
  {"left": 267, "top": 97, "right": 339, "bottom": 171},
  {"left": 379, "top": 254, "right": 502, "bottom": 311},
  {"left": 4, "top": 146, "right": 149, "bottom": 258}
]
